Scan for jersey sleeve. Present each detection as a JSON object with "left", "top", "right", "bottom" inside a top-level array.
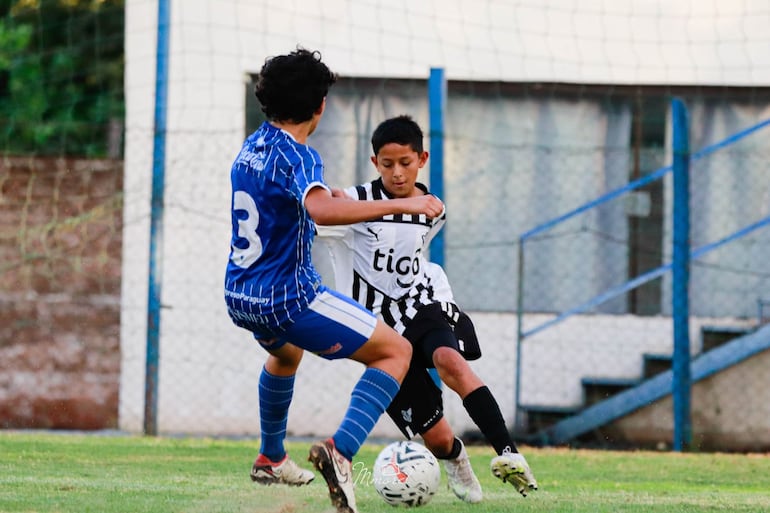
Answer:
[
  {"left": 421, "top": 202, "right": 446, "bottom": 251},
  {"left": 313, "top": 224, "right": 354, "bottom": 295},
  {"left": 291, "top": 145, "right": 330, "bottom": 203}
]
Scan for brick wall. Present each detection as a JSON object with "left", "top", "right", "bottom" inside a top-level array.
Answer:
[{"left": 0, "top": 157, "right": 122, "bottom": 429}]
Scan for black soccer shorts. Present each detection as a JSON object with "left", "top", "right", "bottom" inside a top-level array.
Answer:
[
  {"left": 386, "top": 362, "right": 444, "bottom": 439},
  {"left": 403, "top": 302, "right": 482, "bottom": 369}
]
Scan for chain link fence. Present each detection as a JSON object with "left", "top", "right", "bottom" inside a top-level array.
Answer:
[{"left": 3, "top": 1, "right": 770, "bottom": 452}]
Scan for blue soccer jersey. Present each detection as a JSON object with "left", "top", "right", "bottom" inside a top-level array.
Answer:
[{"left": 224, "top": 121, "right": 328, "bottom": 338}]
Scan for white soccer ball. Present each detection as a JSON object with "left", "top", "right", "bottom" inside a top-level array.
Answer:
[{"left": 372, "top": 441, "right": 441, "bottom": 507}]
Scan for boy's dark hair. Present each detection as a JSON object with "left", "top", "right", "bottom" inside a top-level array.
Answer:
[
  {"left": 255, "top": 47, "right": 337, "bottom": 123},
  {"left": 371, "top": 115, "right": 424, "bottom": 155}
]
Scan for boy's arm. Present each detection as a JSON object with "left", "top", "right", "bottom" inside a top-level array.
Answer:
[{"left": 305, "top": 185, "right": 443, "bottom": 225}]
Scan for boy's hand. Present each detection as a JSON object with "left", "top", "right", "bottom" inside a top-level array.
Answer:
[{"left": 403, "top": 194, "right": 444, "bottom": 218}]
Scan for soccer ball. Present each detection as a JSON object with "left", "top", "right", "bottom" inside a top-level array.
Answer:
[{"left": 372, "top": 441, "right": 441, "bottom": 507}]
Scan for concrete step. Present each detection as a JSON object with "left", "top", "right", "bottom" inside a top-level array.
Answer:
[
  {"left": 701, "top": 325, "right": 752, "bottom": 352},
  {"left": 643, "top": 353, "right": 673, "bottom": 378},
  {"left": 582, "top": 377, "right": 640, "bottom": 406}
]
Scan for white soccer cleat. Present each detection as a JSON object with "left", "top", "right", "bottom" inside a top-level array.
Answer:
[
  {"left": 490, "top": 448, "right": 538, "bottom": 497},
  {"left": 308, "top": 439, "right": 358, "bottom": 513},
  {"left": 442, "top": 440, "right": 483, "bottom": 503},
  {"left": 250, "top": 453, "right": 315, "bottom": 486}
]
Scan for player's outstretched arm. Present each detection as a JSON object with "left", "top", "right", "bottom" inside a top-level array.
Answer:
[{"left": 306, "top": 186, "right": 443, "bottom": 225}]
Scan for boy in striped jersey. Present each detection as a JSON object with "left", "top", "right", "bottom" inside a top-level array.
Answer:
[
  {"left": 339, "top": 115, "right": 538, "bottom": 499},
  {"left": 224, "top": 50, "right": 444, "bottom": 513}
]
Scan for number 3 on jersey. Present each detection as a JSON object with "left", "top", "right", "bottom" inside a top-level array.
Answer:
[{"left": 231, "top": 190, "right": 263, "bottom": 268}]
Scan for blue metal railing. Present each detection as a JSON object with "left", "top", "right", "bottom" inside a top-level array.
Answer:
[
  {"left": 517, "top": 115, "right": 770, "bottom": 339},
  {"left": 514, "top": 108, "right": 770, "bottom": 440}
]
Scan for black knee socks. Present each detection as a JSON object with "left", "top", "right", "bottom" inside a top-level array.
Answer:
[
  {"left": 463, "top": 386, "right": 518, "bottom": 455},
  {"left": 435, "top": 437, "right": 463, "bottom": 460}
]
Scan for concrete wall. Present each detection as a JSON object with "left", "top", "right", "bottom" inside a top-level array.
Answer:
[{"left": 605, "top": 347, "right": 770, "bottom": 452}]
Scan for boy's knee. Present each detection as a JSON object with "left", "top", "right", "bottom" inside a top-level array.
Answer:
[
  {"left": 266, "top": 346, "right": 303, "bottom": 373},
  {"left": 432, "top": 346, "right": 466, "bottom": 375},
  {"left": 394, "top": 336, "right": 412, "bottom": 371}
]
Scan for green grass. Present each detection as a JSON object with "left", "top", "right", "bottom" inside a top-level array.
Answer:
[{"left": 1, "top": 432, "right": 769, "bottom": 512}]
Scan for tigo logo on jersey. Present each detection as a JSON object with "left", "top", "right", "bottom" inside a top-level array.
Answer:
[{"left": 373, "top": 248, "right": 420, "bottom": 288}]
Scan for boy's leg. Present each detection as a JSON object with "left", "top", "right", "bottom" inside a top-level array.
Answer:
[
  {"left": 285, "top": 291, "right": 411, "bottom": 513},
  {"left": 456, "top": 380, "right": 538, "bottom": 495},
  {"left": 384, "top": 363, "right": 482, "bottom": 503},
  {"left": 259, "top": 347, "right": 303, "bottom": 461},
  {"left": 430, "top": 340, "right": 518, "bottom": 454},
  {"left": 426, "top": 336, "right": 539, "bottom": 496},
  {"left": 321, "top": 318, "right": 410, "bottom": 453},
  {"left": 309, "top": 321, "right": 410, "bottom": 513},
  {"left": 251, "top": 345, "right": 315, "bottom": 486}
]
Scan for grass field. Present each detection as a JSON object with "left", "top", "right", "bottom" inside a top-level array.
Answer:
[{"left": 1, "top": 431, "right": 769, "bottom": 513}]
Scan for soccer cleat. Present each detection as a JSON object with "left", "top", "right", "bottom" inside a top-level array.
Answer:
[
  {"left": 308, "top": 439, "right": 358, "bottom": 513},
  {"left": 250, "top": 453, "right": 315, "bottom": 486},
  {"left": 490, "top": 448, "right": 538, "bottom": 497},
  {"left": 442, "top": 440, "right": 483, "bottom": 503}
]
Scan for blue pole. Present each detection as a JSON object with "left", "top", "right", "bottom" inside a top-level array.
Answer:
[
  {"left": 671, "top": 98, "right": 692, "bottom": 451},
  {"left": 145, "top": 0, "right": 171, "bottom": 436},
  {"left": 428, "top": 67, "right": 446, "bottom": 267},
  {"left": 427, "top": 68, "right": 446, "bottom": 388}
]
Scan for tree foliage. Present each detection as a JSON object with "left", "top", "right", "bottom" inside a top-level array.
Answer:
[{"left": 0, "top": 0, "right": 124, "bottom": 157}]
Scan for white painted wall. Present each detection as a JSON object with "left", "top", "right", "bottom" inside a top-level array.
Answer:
[{"left": 120, "top": 0, "right": 770, "bottom": 437}]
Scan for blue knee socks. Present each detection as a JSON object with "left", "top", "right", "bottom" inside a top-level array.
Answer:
[
  {"left": 258, "top": 367, "right": 295, "bottom": 461},
  {"left": 333, "top": 367, "right": 400, "bottom": 461}
]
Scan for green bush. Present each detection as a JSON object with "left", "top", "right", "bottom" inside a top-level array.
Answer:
[{"left": 0, "top": 0, "right": 124, "bottom": 157}]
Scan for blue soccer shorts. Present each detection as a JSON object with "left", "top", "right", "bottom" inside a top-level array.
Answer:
[{"left": 257, "top": 288, "right": 377, "bottom": 360}]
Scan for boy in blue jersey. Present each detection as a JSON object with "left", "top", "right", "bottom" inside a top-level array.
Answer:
[{"left": 224, "top": 49, "right": 444, "bottom": 513}]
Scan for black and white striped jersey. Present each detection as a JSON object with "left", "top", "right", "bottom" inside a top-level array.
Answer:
[{"left": 338, "top": 178, "right": 454, "bottom": 334}]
